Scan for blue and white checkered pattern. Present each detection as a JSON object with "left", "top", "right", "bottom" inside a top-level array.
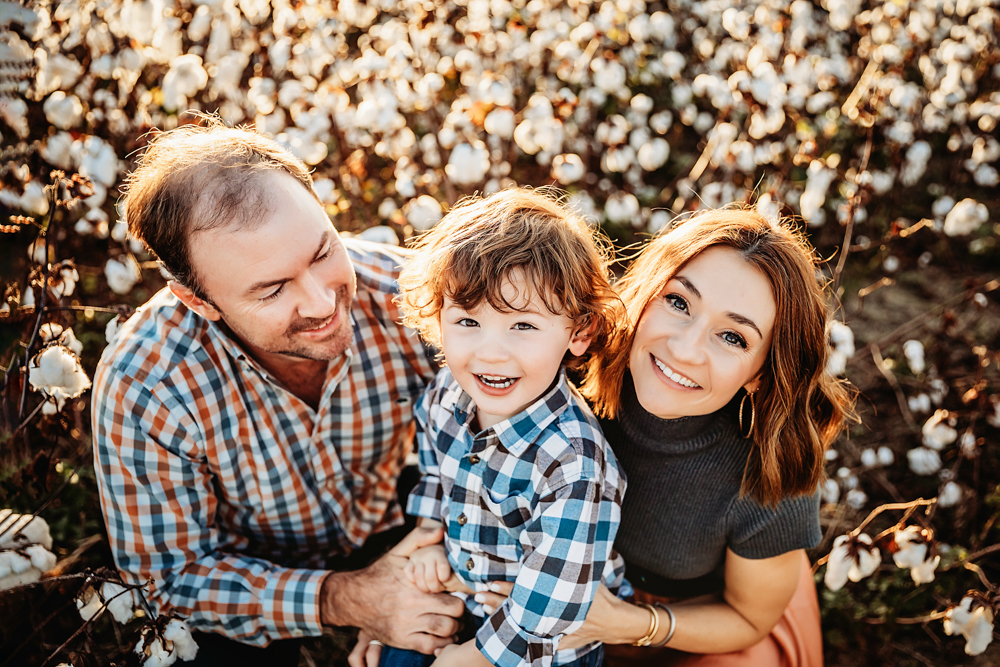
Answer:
[{"left": 407, "top": 368, "right": 626, "bottom": 667}]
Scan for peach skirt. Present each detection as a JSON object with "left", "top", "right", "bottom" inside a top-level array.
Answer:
[{"left": 605, "top": 553, "right": 823, "bottom": 667}]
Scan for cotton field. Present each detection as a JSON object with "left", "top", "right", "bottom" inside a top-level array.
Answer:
[{"left": 0, "top": 0, "right": 998, "bottom": 664}]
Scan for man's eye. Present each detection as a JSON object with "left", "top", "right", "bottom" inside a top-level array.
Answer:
[
  {"left": 512, "top": 322, "right": 537, "bottom": 331},
  {"left": 665, "top": 294, "right": 688, "bottom": 313},
  {"left": 262, "top": 285, "right": 284, "bottom": 302},
  {"left": 721, "top": 331, "right": 748, "bottom": 349},
  {"left": 457, "top": 318, "right": 479, "bottom": 327}
]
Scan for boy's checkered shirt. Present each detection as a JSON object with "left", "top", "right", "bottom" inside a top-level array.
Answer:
[
  {"left": 92, "top": 239, "right": 436, "bottom": 646},
  {"left": 406, "top": 367, "right": 627, "bottom": 667}
]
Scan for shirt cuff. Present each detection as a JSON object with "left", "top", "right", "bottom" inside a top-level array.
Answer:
[
  {"left": 261, "top": 567, "right": 328, "bottom": 640},
  {"left": 476, "top": 605, "right": 556, "bottom": 667},
  {"left": 406, "top": 477, "right": 443, "bottom": 521}
]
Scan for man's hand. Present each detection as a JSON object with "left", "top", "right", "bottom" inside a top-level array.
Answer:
[
  {"left": 430, "top": 640, "right": 493, "bottom": 667},
  {"left": 323, "top": 525, "right": 466, "bottom": 654},
  {"left": 405, "top": 543, "right": 453, "bottom": 593}
]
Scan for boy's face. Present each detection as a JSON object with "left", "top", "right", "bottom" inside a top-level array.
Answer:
[{"left": 439, "top": 270, "right": 592, "bottom": 431}]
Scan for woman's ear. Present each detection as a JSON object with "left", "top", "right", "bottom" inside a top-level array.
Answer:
[
  {"left": 568, "top": 318, "right": 597, "bottom": 357},
  {"left": 743, "top": 375, "right": 763, "bottom": 394}
]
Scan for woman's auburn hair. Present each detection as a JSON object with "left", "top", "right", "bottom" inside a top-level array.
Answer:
[
  {"left": 580, "top": 208, "right": 858, "bottom": 506},
  {"left": 396, "top": 187, "right": 623, "bottom": 368}
]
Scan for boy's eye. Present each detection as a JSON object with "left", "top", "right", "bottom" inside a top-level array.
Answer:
[
  {"left": 457, "top": 318, "right": 479, "bottom": 327},
  {"left": 262, "top": 285, "right": 285, "bottom": 302},
  {"left": 665, "top": 293, "right": 689, "bottom": 313},
  {"left": 512, "top": 322, "right": 537, "bottom": 331},
  {"left": 721, "top": 331, "right": 748, "bottom": 349}
]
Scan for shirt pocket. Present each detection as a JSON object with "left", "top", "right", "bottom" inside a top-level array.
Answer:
[{"left": 477, "top": 489, "right": 532, "bottom": 561}]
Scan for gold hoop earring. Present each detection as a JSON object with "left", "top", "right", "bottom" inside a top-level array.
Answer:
[{"left": 739, "top": 390, "right": 756, "bottom": 439}]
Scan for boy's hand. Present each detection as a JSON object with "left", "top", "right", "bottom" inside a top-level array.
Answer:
[{"left": 405, "top": 543, "right": 453, "bottom": 593}]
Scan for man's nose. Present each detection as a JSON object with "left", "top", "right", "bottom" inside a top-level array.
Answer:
[{"left": 297, "top": 272, "right": 337, "bottom": 320}]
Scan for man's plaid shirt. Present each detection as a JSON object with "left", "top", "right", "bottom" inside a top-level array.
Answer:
[
  {"left": 92, "top": 239, "right": 436, "bottom": 645},
  {"left": 406, "top": 368, "right": 626, "bottom": 667}
]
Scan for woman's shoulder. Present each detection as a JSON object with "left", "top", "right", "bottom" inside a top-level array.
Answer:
[{"left": 726, "top": 489, "right": 822, "bottom": 560}]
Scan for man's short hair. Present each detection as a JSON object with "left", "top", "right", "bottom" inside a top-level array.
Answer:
[
  {"left": 396, "top": 187, "right": 623, "bottom": 367},
  {"left": 123, "top": 119, "right": 318, "bottom": 299}
]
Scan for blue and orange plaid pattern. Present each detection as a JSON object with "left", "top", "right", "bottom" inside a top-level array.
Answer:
[
  {"left": 92, "top": 239, "right": 436, "bottom": 645},
  {"left": 407, "top": 368, "right": 626, "bottom": 667}
]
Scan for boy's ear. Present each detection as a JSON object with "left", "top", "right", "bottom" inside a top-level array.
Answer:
[
  {"left": 568, "top": 318, "right": 597, "bottom": 357},
  {"left": 169, "top": 281, "right": 223, "bottom": 322}
]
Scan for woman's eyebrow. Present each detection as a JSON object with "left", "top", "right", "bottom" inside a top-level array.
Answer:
[
  {"left": 675, "top": 275, "right": 701, "bottom": 299},
  {"left": 727, "top": 312, "right": 763, "bottom": 339}
]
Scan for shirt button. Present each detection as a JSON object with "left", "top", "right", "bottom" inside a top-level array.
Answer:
[
  {"left": 469, "top": 454, "right": 480, "bottom": 464},
  {"left": 457, "top": 513, "right": 468, "bottom": 526},
  {"left": 466, "top": 558, "right": 475, "bottom": 571}
]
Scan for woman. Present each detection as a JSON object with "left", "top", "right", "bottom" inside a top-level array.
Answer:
[{"left": 565, "top": 208, "right": 856, "bottom": 665}]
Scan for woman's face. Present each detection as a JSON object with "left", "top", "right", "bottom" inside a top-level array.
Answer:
[{"left": 628, "top": 245, "right": 776, "bottom": 420}]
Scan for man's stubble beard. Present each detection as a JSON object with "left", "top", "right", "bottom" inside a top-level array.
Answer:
[{"left": 221, "top": 284, "right": 355, "bottom": 362}]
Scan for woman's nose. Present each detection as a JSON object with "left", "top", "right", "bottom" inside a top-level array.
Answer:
[{"left": 666, "top": 323, "right": 708, "bottom": 365}]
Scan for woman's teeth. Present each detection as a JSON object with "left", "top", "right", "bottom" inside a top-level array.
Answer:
[
  {"left": 477, "top": 375, "right": 516, "bottom": 388},
  {"left": 653, "top": 357, "right": 700, "bottom": 388}
]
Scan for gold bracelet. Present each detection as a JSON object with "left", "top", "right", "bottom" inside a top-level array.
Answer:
[{"left": 632, "top": 602, "right": 660, "bottom": 646}]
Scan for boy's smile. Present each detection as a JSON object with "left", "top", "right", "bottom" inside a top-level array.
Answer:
[{"left": 439, "top": 270, "right": 592, "bottom": 431}]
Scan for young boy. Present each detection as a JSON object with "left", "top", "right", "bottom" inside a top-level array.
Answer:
[{"left": 386, "top": 189, "right": 627, "bottom": 667}]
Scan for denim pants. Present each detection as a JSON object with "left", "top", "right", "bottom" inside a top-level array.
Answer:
[{"left": 378, "top": 616, "right": 606, "bottom": 667}]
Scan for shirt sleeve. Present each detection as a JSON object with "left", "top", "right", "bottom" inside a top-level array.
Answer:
[
  {"left": 728, "top": 490, "right": 822, "bottom": 560},
  {"left": 475, "top": 476, "right": 617, "bottom": 667},
  {"left": 405, "top": 379, "right": 444, "bottom": 521},
  {"left": 93, "top": 365, "right": 326, "bottom": 646}
]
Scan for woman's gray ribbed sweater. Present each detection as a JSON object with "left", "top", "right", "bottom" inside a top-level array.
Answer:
[{"left": 601, "top": 373, "right": 821, "bottom": 598}]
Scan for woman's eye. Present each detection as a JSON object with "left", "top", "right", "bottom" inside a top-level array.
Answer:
[
  {"left": 262, "top": 285, "right": 284, "bottom": 302},
  {"left": 665, "top": 294, "right": 689, "bottom": 313},
  {"left": 512, "top": 322, "right": 537, "bottom": 331},
  {"left": 457, "top": 318, "right": 479, "bottom": 327},
  {"left": 721, "top": 331, "right": 748, "bottom": 349}
]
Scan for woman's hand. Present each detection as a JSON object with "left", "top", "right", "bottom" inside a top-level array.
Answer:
[
  {"left": 348, "top": 630, "right": 382, "bottom": 667},
  {"left": 558, "top": 584, "right": 649, "bottom": 650}
]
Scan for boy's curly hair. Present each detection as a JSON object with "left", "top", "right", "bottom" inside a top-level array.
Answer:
[{"left": 397, "top": 188, "right": 623, "bottom": 368}]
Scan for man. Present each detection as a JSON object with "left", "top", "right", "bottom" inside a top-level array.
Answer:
[{"left": 92, "top": 122, "right": 475, "bottom": 665}]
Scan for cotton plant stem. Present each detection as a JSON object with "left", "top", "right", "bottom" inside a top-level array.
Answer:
[
  {"left": 869, "top": 343, "right": 919, "bottom": 432},
  {"left": 849, "top": 498, "right": 937, "bottom": 538}
]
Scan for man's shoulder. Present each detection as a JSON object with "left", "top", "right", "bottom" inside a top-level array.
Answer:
[
  {"left": 344, "top": 236, "right": 413, "bottom": 296},
  {"left": 96, "top": 288, "right": 211, "bottom": 389}
]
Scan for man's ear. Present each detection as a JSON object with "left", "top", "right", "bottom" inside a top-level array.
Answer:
[
  {"left": 168, "top": 281, "right": 222, "bottom": 322},
  {"left": 568, "top": 318, "right": 597, "bottom": 357}
]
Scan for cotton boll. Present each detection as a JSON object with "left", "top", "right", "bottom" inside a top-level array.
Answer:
[
  {"left": 901, "top": 141, "right": 932, "bottom": 186},
  {"left": 944, "top": 597, "right": 995, "bottom": 656},
  {"left": 0, "top": 97, "right": 29, "bottom": 138},
  {"left": 552, "top": 154, "right": 586, "bottom": 185},
  {"left": 484, "top": 108, "right": 515, "bottom": 139},
  {"left": 938, "top": 481, "right": 962, "bottom": 508},
  {"left": 845, "top": 488, "right": 867, "bottom": 509},
  {"left": 932, "top": 196, "right": 956, "bottom": 220},
  {"left": 28, "top": 345, "right": 92, "bottom": 412},
  {"left": 77, "top": 136, "right": 120, "bottom": 188},
  {"left": 877, "top": 447, "right": 894, "bottom": 466},
  {"left": 20, "top": 181, "right": 50, "bottom": 217},
  {"left": 405, "top": 195, "right": 443, "bottom": 231},
  {"left": 800, "top": 161, "right": 836, "bottom": 226},
  {"left": 357, "top": 226, "right": 400, "bottom": 246},
  {"left": 908, "top": 447, "right": 942, "bottom": 475},
  {"left": 0, "top": 511, "right": 53, "bottom": 550},
  {"left": 922, "top": 410, "right": 958, "bottom": 450},
  {"left": 971, "top": 164, "right": 1000, "bottom": 187},
  {"left": 860, "top": 448, "right": 878, "bottom": 468},
  {"left": 604, "top": 192, "right": 640, "bottom": 225},
  {"left": 903, "top": 340, "right": 925, "bottom": 374},
  {"left": 825, "top": 533, "right": 880, "bottom": 591},
  {"left": 892, "top": 526, "right": 940, "bottom": 584},
  {"left": 445, "top": 142, "right": 490, "bottom": 185},
  {"left": 43, "top": 92, "right": 84, "bottom": 130},
  {"left": 943, "top": 198, "right": 989, "bottom": 236},
  {"left": 637, "top": 138, "right": 670, "bottom": 171},
  {"left": 161, "top": 55, "right": 209, "bottom": 112},
  {"left": 105, "top": 256, "right": 142, "bottom": 295},
  {"left": 821, "top": 478, "right": 840, "bottom": 504}
]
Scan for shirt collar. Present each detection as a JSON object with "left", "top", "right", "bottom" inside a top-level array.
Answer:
[{"left": 452, "top": 368, "right": 573, "bottom": 456}]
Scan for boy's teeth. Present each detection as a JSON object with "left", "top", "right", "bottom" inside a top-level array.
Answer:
[
  {"left": 478, "top": 375, "right": 515, "bottom": 388},
  {"left": 653, "top": 357, "right": 700, "bottom": 388}
]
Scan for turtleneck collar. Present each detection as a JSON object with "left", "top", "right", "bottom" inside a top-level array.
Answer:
[{"left": 617, "top": 371, "right": 735, "bottom": 455}]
